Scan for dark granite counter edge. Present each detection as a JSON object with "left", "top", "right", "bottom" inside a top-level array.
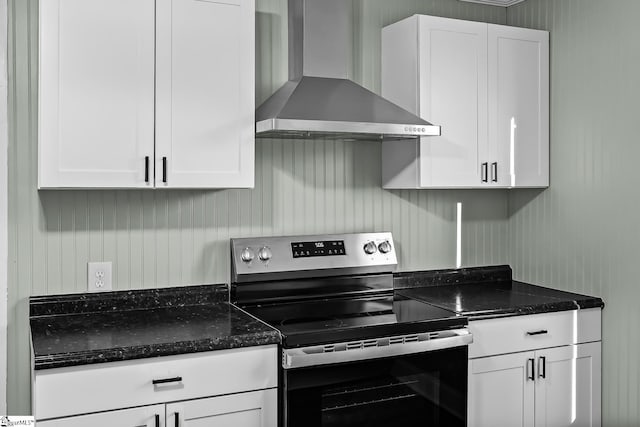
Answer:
[
  {"left": 30, "top": 283, "right": 229, "bottom": 317},
  {"left": 458, "top": 298, "right": 603, "bottom": 321},
  {"left": 33, "top": 330, "right": 282, "bottom": 370},
  {"left": 394, "top": 265, "right": 512, "bottom": 289}
]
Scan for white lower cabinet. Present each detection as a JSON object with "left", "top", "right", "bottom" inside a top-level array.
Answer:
[
  {"left": 37, "top": 390, "right": 277, "bottom": 427},
  {"left": 167, "top": 389, "right": 277, "bottom": 427},
  {"left": 37, "top": 405, "right": 165, "bottom": 427},
  {"left": 534, "top": 342, "right": 601, "bottom": 427},
  {"left": 468, "top": 310, "right": 602, "bottom": 427},
  {"left": 469, "top": 351, "right": 535, "bottom": 427},
  {"left": 33, "top": 346, "right": 278, "bottom": 427}
]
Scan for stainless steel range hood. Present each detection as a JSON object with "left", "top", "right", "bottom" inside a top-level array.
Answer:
[{"left": 256, "top": 0, "right": 441, "bottom": 141}]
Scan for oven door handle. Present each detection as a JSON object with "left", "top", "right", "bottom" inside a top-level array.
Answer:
[{"left": 282, "top": 329, "right": 473, "bottom": 369}]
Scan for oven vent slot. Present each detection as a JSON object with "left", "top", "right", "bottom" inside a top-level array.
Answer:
[
  {"left": 346, "top": 342, "right": 363, "bottom": 351},
  {"left": 389, "top": 334, "right": 419, "bottom": 345},
  {"left": 388, "top": 336, "right": 404, "bottom": 345},
  {"left": 323, "top": 344, "right": 336, "bottom": 353},
  {"left": 363, "top": 339, "right": 378, "bottom": 348},
  {"left": 403, "top": 334, "right": 419, "bottom": 343},
  {"left": 312, "top": 332, "right": 442, "bottom": 355}
]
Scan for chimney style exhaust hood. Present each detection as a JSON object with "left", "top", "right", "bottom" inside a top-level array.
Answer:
[{"left": 256, "top": 0, "right": 441, "bottom": 141}]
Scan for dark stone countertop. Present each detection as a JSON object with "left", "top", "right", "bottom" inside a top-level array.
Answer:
[
  {"left": 30, "top": 284, "right": 281, "bottom": 370},
  {"left": 395, "top": 265, "right": 604, "bottom": 320}
]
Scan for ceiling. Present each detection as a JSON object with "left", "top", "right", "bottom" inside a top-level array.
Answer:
[{"left": 459, "top": 0, "right": 525, "bottom": 7}]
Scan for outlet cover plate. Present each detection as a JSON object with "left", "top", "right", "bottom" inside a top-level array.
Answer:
[{"left": 88, "top": 262, "right": 112, "bottom": 292}]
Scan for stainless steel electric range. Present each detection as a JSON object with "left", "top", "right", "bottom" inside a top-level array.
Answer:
[{"left": 231, "top": 233, "right": 472, "bottom": 427}]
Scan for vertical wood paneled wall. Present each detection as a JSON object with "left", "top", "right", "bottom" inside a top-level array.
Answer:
[
  {"left": 6, "top": 0, "right": 507, "bottom": 413},
  {"left": 507, "top": 1, "right": 640, "bottom": 425}
]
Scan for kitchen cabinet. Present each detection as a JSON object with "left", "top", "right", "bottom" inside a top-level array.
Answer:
[
  {"left": 467, "top": 309, "right": 602, "bottom": 427},
  {"left": 166, "top": 389, "right": 277, "bottom": 426},
  {"left": 38, "top": 0, "right": 254, "bottom": 189},
  {"left": 381, "top": 15, "right": 548, "bottom": 189},
  {"left": 36, "top": 405, "right": 165, "bottom": 427},
  {"left": 38, "top": 390, "right": 277, "bottom": 427},
  {"left": 33, "top": 346, "right": 277, "bottom": 426}
]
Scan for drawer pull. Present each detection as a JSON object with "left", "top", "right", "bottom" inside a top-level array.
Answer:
[
  {"left": 152, "top": 376, "right": 183, "bottom": 385},
  {"left": 526, "top": 330, "right": 548, "bottom": 336},
  {"left": 527, "top": 358, "right": 535, "bottom": 381}
]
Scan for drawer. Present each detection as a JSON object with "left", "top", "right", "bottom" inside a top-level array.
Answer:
[
  {"left": 33, "top": 345, "right": 278, "bottom": 420},
  {"left": 468, "top": 308, "right": 601, "bottom": 359}
]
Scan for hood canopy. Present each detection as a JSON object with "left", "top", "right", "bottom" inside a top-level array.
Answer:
[{"left": 255, "top": 0, "right": 440, "bottom": 141}]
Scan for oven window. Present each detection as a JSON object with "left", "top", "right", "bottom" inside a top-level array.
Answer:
[{"left": 284, "top": 347, "right": 467, "bottom": 427}]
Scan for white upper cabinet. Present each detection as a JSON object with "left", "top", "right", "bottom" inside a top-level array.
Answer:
[
  {"left": 156, "top": 0, "right": 255, "bottom": 188},
  {"left": 39, "top": 0, "right": 255, "bottom": 189},
  {"left": 489, "top": 24, "right": 549, "bottom": 188},
  {"left": 39, "top": 0, "right": 155, "bottom": 189},
  {"left": 381, "top": 15, "right": 549, "bottom": 189}
]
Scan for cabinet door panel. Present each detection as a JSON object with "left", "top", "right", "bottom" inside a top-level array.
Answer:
[
  {"left": 37, "top": 404, "right": 165, "bottom": 427},
  {"left": 535, "top": 342, "right": 601, "bottom": 427},
  {"left": 156, "top": 0, "right": 255, "bottom": 188},
  {"left": 488, "top": 24, "right": 549, "bottom": 188},
  {"left": 469, "top": 352, "right": 535, "bottom": 427},
  {"left": 417, "top": 16, "right": 488, "bottom": 188},
  {"left": 167, "top": 389, "right": 277, "bottom": 427},
  {"left": 39, "top": 0, "right": 155, "bottom": 188}
]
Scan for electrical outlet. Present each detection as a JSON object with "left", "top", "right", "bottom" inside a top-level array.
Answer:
[{"left": 88, "top": 262, "right": 112, "bottom": 292}]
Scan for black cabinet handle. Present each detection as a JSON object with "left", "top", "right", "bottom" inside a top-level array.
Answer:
[
  {"left": 539, "top": 356, "right": 546, "bottom": 378},
  {"left": 491, "top": 162, "right": 498, "bottom": 182},
  {"left": 527, "top": 358, "right": 535, "bottom": 381},
  {"left": 526, "top": 330, "right": 548, "bottom": 336},
  {"left": 155, "top": 414, "right": 160, "bottom": 427},
  {"left": 162, "top": 157, "right": 167, "bottom": 183},
  {"left": 175, "top": 412, "right": 179, "bottom": 427},
  {"left": 481, "top": 162, "right": 488, "bottom": 182},
  {"left": 145, "top": 156, "right": 150, "bottom": 183},
  {"left": 152, "top": 376, "right": 183, "bottom": 385}
]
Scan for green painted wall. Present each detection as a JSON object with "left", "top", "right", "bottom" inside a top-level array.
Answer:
[
  {"left": 7, "top": 0, "right": 507, "bottom": 414},
  {"left": 507, "top": 1, "right": 640, "bottom": 425}
]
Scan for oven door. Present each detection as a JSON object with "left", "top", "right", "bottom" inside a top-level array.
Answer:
[{"left": 282, "top": 346, "right": 467, "bottom": 427}]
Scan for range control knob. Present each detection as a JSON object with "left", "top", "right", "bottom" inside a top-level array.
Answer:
[
  {"left": 378, "top": 241, "right": 392, "bottom": 254},
  {"left": 363, "top": 241, "right": 378, "bottom": 255},
  {"left": 240, "top": 248, "right": 255, "bottom": 263},
  {"left": 258, "top": 246, "right": 272, "bottom": 262}
]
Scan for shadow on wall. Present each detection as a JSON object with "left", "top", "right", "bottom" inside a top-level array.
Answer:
[
  {"left": 508, "top": 188, "right": 545, "bottom": 216},
  {"left": 255, "top": 10, "right": 286, "bottom": 104}
]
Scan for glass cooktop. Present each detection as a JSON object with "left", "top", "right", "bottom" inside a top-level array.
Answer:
[{"left": 240, "top": 293, "right": 466, "bottom": 348}]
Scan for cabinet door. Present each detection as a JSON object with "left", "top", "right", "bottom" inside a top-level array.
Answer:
[
  {"left": 37, "top": 404, "right": 165, "bottom": 427},
  {"left": 39, "top": 0, "right": 155, "bottom": 189},
  {"left": 417, "top": 16, "right": 488, "bottom": 188},
  {"left": 488, "top": 24, "right": 549, "bottom": 188},
  {"left": 535, "top": 342, "right": 601, "bottom": 427},
  {"left": 166, "top": 389, "right": 277, "bottom": 427},
  {"left": 156, "top": 0, "right": 255, "bottom": 189},
  {"left": 468, "top": 351, "right": 535, "bottom": 427}
]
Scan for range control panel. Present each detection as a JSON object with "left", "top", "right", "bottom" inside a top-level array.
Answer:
[
  {"left": 291, "top": 240, "right": 346, "bottom": 258},
  {"left": 231, "top": 232, "right": 397, "bottom": 283}
]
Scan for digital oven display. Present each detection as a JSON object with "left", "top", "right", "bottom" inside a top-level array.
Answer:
[{"left": 291, "top": 240, "right": 346, "bottom": 258}]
